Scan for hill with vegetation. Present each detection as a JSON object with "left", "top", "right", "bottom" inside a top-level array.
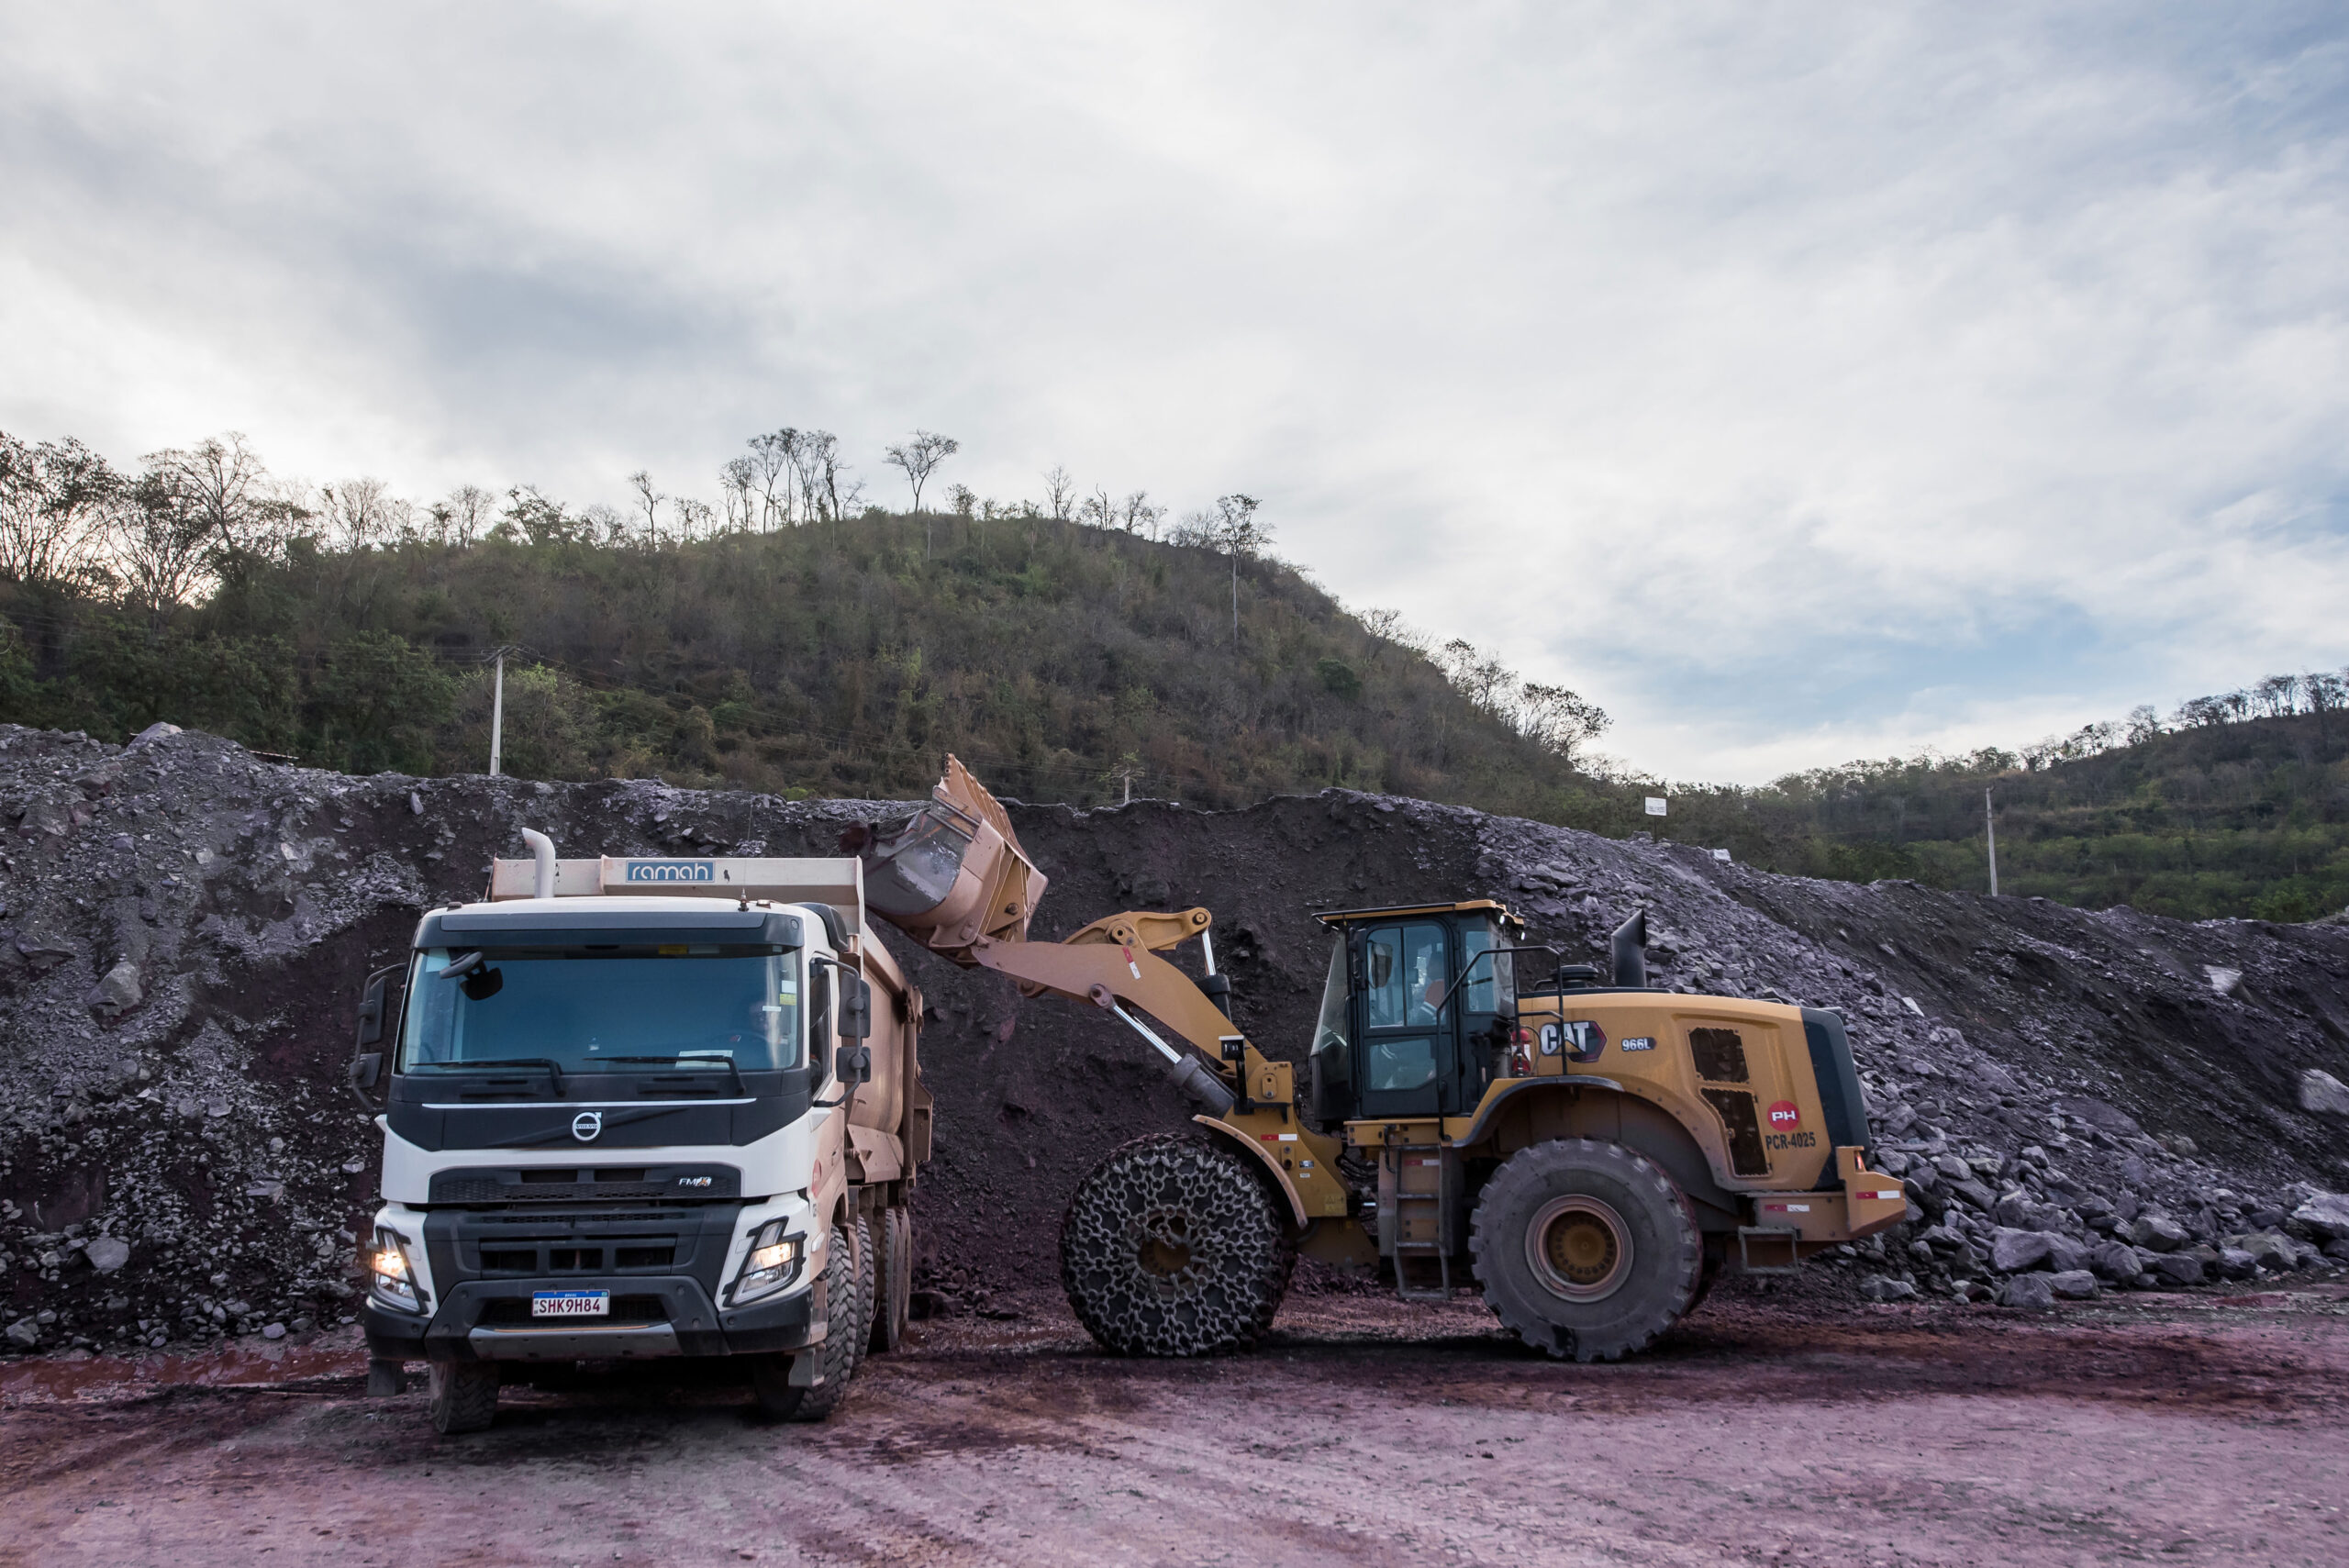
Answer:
[
  {"left": 1712, "top": 701, "right": 2349, "bottom": 923},
  {"left": 0, "top": 428, "right": 1618, "bottom": 820},
  {"left": 4, "top": 426, "right": 2343, "bottom": 923}
]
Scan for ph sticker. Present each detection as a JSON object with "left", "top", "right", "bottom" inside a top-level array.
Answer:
[{"left": 1766, "top": 1100, "right": 1800, "bottom": 1130}]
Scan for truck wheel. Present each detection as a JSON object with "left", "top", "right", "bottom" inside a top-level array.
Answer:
[
  {"left": 751, "top": 1218, "right": 862, "bottom": 1420},
  {"left": 845, "top": 1214, "right": 876, "bottom": 1376},
  {"left": 868, "top": 1206, "right": 911, "bottom": 1354},
  {"left": 1060, "top": 1133, "right": 1293, "bottom": 1358},
  {"left": 426, "top": 1361, "right": 498, "bottom": 1435},
  {"left": 1469, "top": 1138, "right": 1702, "bottom": 1362}
]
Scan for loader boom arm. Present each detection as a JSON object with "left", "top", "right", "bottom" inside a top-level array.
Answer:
[
  {"left": 849, "top": 763, "right": 1247, "bottom": 1093},
  {"left": 965, "top": 908, "right": 1237, "bottom": 1062}
]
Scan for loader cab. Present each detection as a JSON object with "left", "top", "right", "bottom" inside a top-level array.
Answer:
[{"left": 1306, "top": 901, "right": 1521, "bottom": 1127}]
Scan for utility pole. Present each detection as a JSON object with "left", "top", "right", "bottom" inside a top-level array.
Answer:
[
  {"left": 487, "top": 646, "right": 518, "bottom": 777},
  {"left": 1985, "top": 785, "right": 1998, "bottom": 896}
]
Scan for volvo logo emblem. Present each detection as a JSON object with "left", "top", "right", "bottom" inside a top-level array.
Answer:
[{"left": 571, "top": 1111, "right": 604, "bottom": 1142}]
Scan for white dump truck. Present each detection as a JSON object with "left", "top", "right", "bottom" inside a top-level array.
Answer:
[{"left": 347, "top": 833, "right": 934, "bottom": 1432}]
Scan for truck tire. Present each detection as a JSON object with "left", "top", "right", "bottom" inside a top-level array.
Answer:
[
  {"left": 426, "top": 1360, "right": 498, "bottom": 1435},
  {"left": 845, "top": 1213, "right": 876, "bottom": 1376},
  {"left": 868, "top": 1206, "right": 911, "bottom": 1355},
  {"left": 1469, "top": 1138, "right": 1702, "bottom": 1362},
  {"left": 750, "top": 1218, "right": 861, "bottom": 1420},
  {"left": 1060, "top": 1132, "right": 1293, "bottom": 1358}
]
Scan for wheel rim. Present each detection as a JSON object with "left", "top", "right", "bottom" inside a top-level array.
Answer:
[
  {"left": 1132, "top": 1207, "right": 1200, "bottom": 1289},
  {"left": 1527, "top": 1195, "right": 1632, "bottom": 1301}
]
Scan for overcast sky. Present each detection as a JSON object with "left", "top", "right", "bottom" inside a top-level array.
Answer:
[{"left": 6, "top": 4, "right": 2346, "bottom": 783}]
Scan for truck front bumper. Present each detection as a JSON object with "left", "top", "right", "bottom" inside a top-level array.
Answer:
[{"left": 364, "top": 1273, "right": 824, "bottom": 1363}]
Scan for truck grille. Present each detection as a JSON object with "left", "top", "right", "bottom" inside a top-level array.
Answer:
[{"left": 429, "top": 1164, "right": 740, "bottom": 1205}]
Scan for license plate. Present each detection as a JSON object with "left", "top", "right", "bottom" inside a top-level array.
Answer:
[{"left": 531, "top": 1290, "right": 609, "bottom": 1318}]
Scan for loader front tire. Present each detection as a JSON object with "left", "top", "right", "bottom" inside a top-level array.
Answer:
[
  {"left": 1061, "top": 1133, "right": 1293, "bottom": 1357},
  {"left": 1470, "top": 1138, "right": 1702, "bottom": 1362}
]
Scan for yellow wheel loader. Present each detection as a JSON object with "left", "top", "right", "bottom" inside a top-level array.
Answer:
[{"left": 858, "top": 761, "right": 1908, "bottom": 1363}]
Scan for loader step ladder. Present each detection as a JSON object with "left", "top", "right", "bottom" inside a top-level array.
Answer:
[
  {"left": 1736, "top": 1224, "right": 1802, "bottom": 1276},
  {"left": 1390, "top": 1146, "right": 1454, "bottom": 1301}
]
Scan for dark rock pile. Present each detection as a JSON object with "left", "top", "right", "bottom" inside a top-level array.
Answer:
[
  {"left": 1475, "top": 810, "right": 2349, "bottom": 1307},
  {"left": 2, "top": 723, "right": 2345, "bottom": 1358}
]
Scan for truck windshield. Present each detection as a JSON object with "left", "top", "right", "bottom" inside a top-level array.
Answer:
[{"left": 398, "top": 945, "right": 803, "bottom": 1075}]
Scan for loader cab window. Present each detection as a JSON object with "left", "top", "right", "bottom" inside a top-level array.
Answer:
[
  {"left": 1355, "top": 921, "right": 1452, "bottom": 1115},
  {"left": 1307, "top": 938, "right": 1354, "bottom": 1127},
  {"left": 1459, "top": 921, "right": 1514, "bottom": 1017}
]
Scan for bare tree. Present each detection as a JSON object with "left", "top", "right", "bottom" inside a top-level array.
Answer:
[
  {"left": 747, "top": 429, "right": 798, "bottom": 527},
  {"left": 674, "top": 496, "right": 716, "bottom": 541},
  {"left": 720, "top": 456, "right": 760, "bottom": 531},
  {"left": 1514, "top": 682, "right": 1611, "bottom": 765},
  {"left": 2125, "top": 704, "right": 2163, "bottom": 744},
  {"left": 2174, "top": 694, "right": 2231, "bottom": 728},
  {"left": 145, "top": 434, "right": 292, "bottom": 557},
  {"left": 627, "top": 470, "right": 664, "bottom": 542},
  {"left": 787, "top": 431, "right": 833, "bottom": 523},
  {"left": 813, "top": 436, "right": 862, "bottom": 523},
  {"left": 1041, "top": 464, "right": 1076, "bottom": 522},
  {"left": 1079, "top": 484, "right": 1116, "bottom": 529},
  {"left": 884, "top": 431, "right": 958, "bottom": 514},
  {"left": 0, "top": 430, "right": 118, "bottom": 584},
  {"left": 318, "top": 476, "right": 404, "bottom": 550},
  {"left": 113, "top": 467, "right": 221, "bottom": 619},
  {"left": 2253, "top": 673, "right": 2300, "bottom": 717},
  {"left": 1119, "top": 490, "right": 1165, "bottom": 538},
  {"left": 440, "top": 484, "right": 495, "bottom": 547},
  {"left": 1207, "top": 493, "right": 1269, "bottom": 643},
  {"left": 1440, "top": 637, "right": 1515, "bottom": 713}
]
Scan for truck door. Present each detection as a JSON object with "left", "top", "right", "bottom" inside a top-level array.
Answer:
[{"left": 1352, "top": 919, "right": 1458, "bottom": 1119}]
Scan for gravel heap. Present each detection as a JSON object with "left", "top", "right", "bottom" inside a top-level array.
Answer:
[{"left": 2, "top": 724, "right": 2345, "bottom": 1358}]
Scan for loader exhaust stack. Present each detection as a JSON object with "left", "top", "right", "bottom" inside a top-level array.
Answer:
[{"left": 1611, "top": 909, "right": 1648, "bottom": 989}]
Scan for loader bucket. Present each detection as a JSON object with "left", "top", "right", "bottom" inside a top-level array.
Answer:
[{"left": 849, "top": 756, "right": 1047, "bottom": 962}]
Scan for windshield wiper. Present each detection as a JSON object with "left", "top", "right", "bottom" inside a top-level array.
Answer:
[
  {"left": 597, "top": 1055, "right": 746, "bottom": 1095},
  {"left": 418, "top": 1057, "right": 566, "bottom": 1093}
]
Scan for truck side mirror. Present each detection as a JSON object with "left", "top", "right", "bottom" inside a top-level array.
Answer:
[
  {"left": 834, "top": 1043, "right": 872, "bottom": 1084},
  {"left": 349, "top": 966, "right": 401, "bottom": 1112},
  {"left": 356, "top": 973, "right": 393, "bottom": 1046},
  {"left": 839, "top": 973, "right": 873, "bottom": 1040}
]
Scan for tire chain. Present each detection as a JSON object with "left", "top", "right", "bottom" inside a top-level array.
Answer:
[{"left": 1059, "top": 1133, "right": 1292, "bottom": 1357}]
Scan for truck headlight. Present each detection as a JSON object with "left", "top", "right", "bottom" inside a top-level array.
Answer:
[
  {"left": 368, "top": 1229, "right": 424, "bottom": 1314},
  {"left": 732, "top": 1219, "right": 805, "bottom": 1304}
]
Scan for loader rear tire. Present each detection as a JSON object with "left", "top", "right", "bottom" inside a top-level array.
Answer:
[
  {"left": 1470, "top": 1138, "right": 1702, "bottom": 1362},
  {"left": 426, "top": 1361, "right": 498, "bottom": 1435},
  {"left": 869, "top": 1206, "right": 912, "bottom": 1355},
  {"left": 751, "top": 1218, "right": 863, "bottom": 1421},
  {"left": 1061, "top": 1133, "right": 1294, "bottom": 1357}
]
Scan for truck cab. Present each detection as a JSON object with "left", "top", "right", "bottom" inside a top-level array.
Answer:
[{"left": 350, "top": 851, "right": 929, "bottom": 1431}]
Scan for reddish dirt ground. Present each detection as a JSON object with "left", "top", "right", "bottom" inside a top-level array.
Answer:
[{"left": 4, "top": 1284, "right": 2347, "bottom": 1567}]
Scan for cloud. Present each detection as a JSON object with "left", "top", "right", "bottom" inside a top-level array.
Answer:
[{"left": 4, "top": 2, "right": 2345, "bottom": 781}]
